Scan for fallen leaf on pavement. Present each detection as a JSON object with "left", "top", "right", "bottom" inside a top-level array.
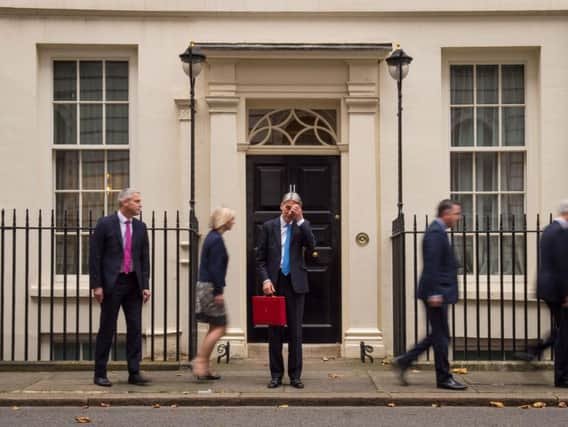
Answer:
[
  {"left": 176, "top": 373, "right": 183, "bottom": 377},
  {"left": 278, "top": 404, "right": 289, "bottom": 408},
  {"left": 80, "top": 406, "right": 89, "bottom": 410},
  {"left": 152, "top": 403, "right": 161, "bottom": 409},
  {"left": 411, "top": 369, "right": 420, "bottom": 374},
  {"left": 432, "top": 403, "right": 441, "bottom": 408},
  {"left": 322, "top": 357, "right": 329, "bottom": 361},
  {"left": 11, "top": 406, "right": 19, "bottom": 411},
  {"left": 75, "top": 416, "right": 91, "bottom": 424},
  {"left": 558, "top": 401, "right": 567, "bottom": 408},
  {"left": 381, "top": 358, "right": 392, "bottom": 366},
  {"left": 532, "top": 402, "right": 546, "bottom": 408},
  {"left": 490, "top": 401, "right": 505, "bottom": 408},
  {"left": 451, "top": 368, "right": 468, "bottom": 375},
  {"left": 328, "top": 373, "right": 343, "bottom": 379},
  {"left": 386, "top": 403, "right": 396, "bottom": 407},
  {"left": 171, "top": 404, "right": 178, "bottom": 408},
  {"left": 518, "top": 404, "right": 531, "bottom": 409},
  {"left": 100, "top": 402, "right": 111, "bottom": 408}
]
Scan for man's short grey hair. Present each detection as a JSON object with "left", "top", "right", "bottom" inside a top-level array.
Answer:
[
  {"left": 559, "top": 200, "right": 568, "bottom": 215},
  {"left": 117, "top": 188, "right": 140, "bottom": 206},
  {"left": 281, "top": 192, "right": 302, "bottom": 206}
]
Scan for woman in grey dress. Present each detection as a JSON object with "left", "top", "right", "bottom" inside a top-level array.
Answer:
[{"left": 191, "top": 207, "right": 235, "bottom": 380}]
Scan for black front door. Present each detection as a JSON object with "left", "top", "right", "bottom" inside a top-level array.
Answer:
[{"left": 246, "top": 155, "right": 341, "bottom": 343}]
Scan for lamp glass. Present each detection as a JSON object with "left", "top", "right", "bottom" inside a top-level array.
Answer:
[
  {"left": 388, "top": 63, "right": 410, "bottom": 81},
  {"left": 182, "top": 61, "right": 203, "bottom": 78}
]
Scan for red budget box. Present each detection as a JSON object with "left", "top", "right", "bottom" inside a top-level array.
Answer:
[{"left": 252, "top": 296, "right": 287, "bottom": 326}]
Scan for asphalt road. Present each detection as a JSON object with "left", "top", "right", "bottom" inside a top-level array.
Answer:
[{"left": 1, "top": 406, "right": 567, "bottom": 427}]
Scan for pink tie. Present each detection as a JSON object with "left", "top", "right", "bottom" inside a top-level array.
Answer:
[{"left": 122, "top": 220, "right": 132, "bottom": 273}]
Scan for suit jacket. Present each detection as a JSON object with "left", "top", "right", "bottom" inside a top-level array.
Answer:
[
  {"left": 537, "top": 221, "right": 568, "bottom": 303},
  {"left": 256, "top": 217, "right": 316, "bottom": 294},
  {"left": 417, "top": 220, "right": 459, "bottom": 305},
  {"left": 89, "top": 212, "right": 150, "bottom": 293}
]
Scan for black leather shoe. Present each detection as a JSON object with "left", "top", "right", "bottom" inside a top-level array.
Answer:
[
  {"left": 290, "top": 379, "right": 304, "bottom": 389},
  {"left": 513, "top": 351, "right": 536, "bottom": 362},
  {"left": 128, "top": 373, "right": 151, "bottom": 385},
  {"left": 437, "top": 377, "right": 467, "bottom": 390},
  {"left": 94, "top": 376, "right": 112, "bottom": 387},
  {"left": 391, "top": 356, "right": 409, "bottom": 386},
  {"left": 555, "top": 381, "right": 568, "bottom": 388},
  {"left": 196, "top": 373, "right": 222, "bottom": 381},
  {"left": 267, "top": 378, "right": 282, "bottom": 389}
]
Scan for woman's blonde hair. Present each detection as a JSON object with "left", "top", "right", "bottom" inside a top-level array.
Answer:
[{"left": 209, "top": 207, "right": 236, "bottom": 231}]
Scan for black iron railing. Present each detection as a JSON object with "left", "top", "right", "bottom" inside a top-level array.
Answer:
[
  {"left": 392, "top": 213, "right": 554, "bottom": 361},
  {"left": 0, "top": 209, "right": 197, "bottom": 362}
]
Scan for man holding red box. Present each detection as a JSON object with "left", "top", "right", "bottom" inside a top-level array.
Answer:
[{"left": 256, "top": 191, "right": 316, "bottom": 389}]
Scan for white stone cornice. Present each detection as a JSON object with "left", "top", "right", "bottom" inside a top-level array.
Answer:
[
  {"left": 347, "top": 81, "right": 378, "bottom": 97},
  {"left": 206, "top": 96, "right": 240, "bottom": 113},
  {"left": 344, "top": 96, "right": 379, "bottom": 113}
]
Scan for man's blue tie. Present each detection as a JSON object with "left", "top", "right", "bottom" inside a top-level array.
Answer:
[{"left": 282, "top": 223, "right": 292, "bottom": 276}]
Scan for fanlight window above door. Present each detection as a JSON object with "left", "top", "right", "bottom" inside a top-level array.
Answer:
[{"left": 248, "top": 109, "right": 338, "bottom": 146}]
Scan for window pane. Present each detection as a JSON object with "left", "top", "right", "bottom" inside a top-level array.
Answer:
[
  {"left": 54, "top": 104, "right": 77, "bottom": 145},
  {"left": 479, "top": 236, "right": 499, "bottom": 274},
  {"left": 79, "top": 61, "right": 102, "bottom": 101},
  {"left": 452, "top": 194, "right": 473, "bottom": 229},
  {"left": 81, "top": 235, "right": 90, "bottom": 275},
  {"left": 80, "top": 104, "right": 103, "bottom": 145},
  {"left": 476, "top": 194, "right": 498, "bottom": 229},
  {"left": 82, "top": 192, "right": 105, "bottom": 227},
  {"left": 502, "top": 194, "right": 524, "bottom": 229},
  {"left": 502, "top": 107, "right": 525, "bottom": 146},
  {"left": 453, "top": 235, "right": 473, "bottom": 274},
  {"left": 450, "top": 65, "right": 473, "bottom": 105},
  {"left": 451, "top": 107, "right": 474, "bottom": 147},
  {"left": 502, "top": 65, "right": 524, "bottom": 104},
  {"left": 476, "top": 65, "right": 498, "bottom": 104},
  {"left": 451, "top": 153, "right": 473, "bottom": 191},
  {"left": 107, "top": 191, "right": 120, "bottom": 213},
  {"left": 56, "top": 193, "right": 79, "bottom": 227},
  {"left": 55, "top": 151, "right": 79, "bottom": 190},
  {"left": 502, "top": 236, "right": 525, "bottom": 275},
  {"left": 54, "top": 61, "right": 76, "bottom": 100},
  {"left": 106, "top": 61, "right": 129, "bottom": 101},
  {"left": 107, "top": 151, "right": 130, "bottom": 190},
  {"left": 106, "top": 105, "right": 128, "bottom": 145},
  {"left": 476, "top": 153, "right": 498, "bottom": 191},
  {"left": 476, "top": 107, "right": 498, "bottom": 146},
  {"left": 56, "top": 235, "right": 78, "bottom": 275},
  {"left": 82, "top": 151, "right": 104, "bottom": 189},
  {"left": 501, "top": 152, "right": 524, "bottom": 191}
]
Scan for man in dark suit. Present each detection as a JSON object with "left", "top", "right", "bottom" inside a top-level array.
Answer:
[
  {"left": 393, "top": 199, "right": 467, "bottom": 390},
  {"left": 534, "top": 201, "right": 568, "bottom": 387},
  {"left": 90, "top": 188, "right": 151, "bottom": 387},
  {"left": 256, "top": 191, "right": 316, "bottom": 389}
]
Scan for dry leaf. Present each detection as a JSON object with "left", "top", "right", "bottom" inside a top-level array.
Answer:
[
  {"left": 278, "top": 404, "right": 289, "bottom": 408},
  {"left": 532, "top": 402, "right": 546, "bottom": 408},
  {"left": 328, "top": 373, "right": 342, "bottom": 379},
  {"left": 170, "top": 404, "right": 178, "bottom": 408},
  {"left": 411, "top": 369, "right": 421, "bottom": 374},
  {"left": 381, "top": 358, "right": 392, "bottom": 366},
  {"left": 432, "top": 403, "right": 441, "bottom": 408},
  {"left": 100, "top": 402, "right": 111, "bottom": 408},
  {"left": 322, "top": 357, "right": 329, "bottom": 361},
  {"left": 80, "top": 406, "right": 89, "bottom": 410},
  {"left": 452, "top": 368, "right": 468, "bottom": 375},
  {"left": 176, "top": 373, "right": 183, "bottom": 377},
  {"left": 518, "top": 404, "right": 531, "bottom": 409},
  {"left": 386, "top": 402, "right": 396, "bottom": 407},
  {"left": 152, "top": 403, "right": 161, "bottom": 409},
  {"left": 11, "top": 406, "right": 19, "bottom": 411},
  {"left": 558, "top": 401, "right": 567, "bottom": 408},
  {"left": 75, "top": 416, "right": 91, "bottom": 424},
  {"left": 490, "top": 401, "right": 505, "bottom": 408}
]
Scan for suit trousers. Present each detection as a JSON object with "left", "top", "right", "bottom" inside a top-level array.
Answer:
[
  {"left": 399, "top": 303, "right": 451, "bottom": 384},
  {"left": 554, "top": 306, "right": 568, "bottom": 386},
  {"left": 268, "top": 271, "right": 305, "bottom": 381},
  {"left": 94, "top": 273, "right": 142, "bottom": 377}
]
